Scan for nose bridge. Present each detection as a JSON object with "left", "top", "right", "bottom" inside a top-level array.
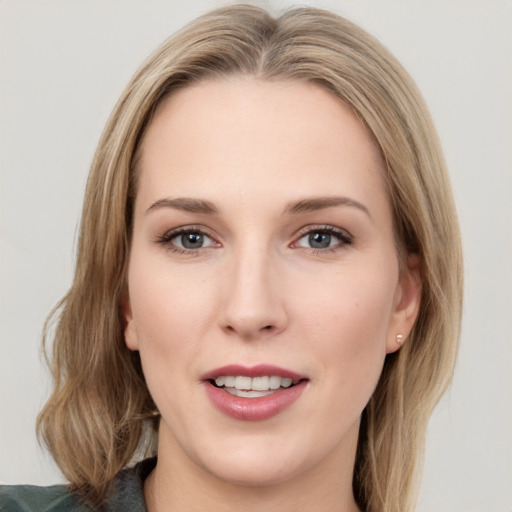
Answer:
[{"left": 220, "top": 236, "right": 287, "bottom": 339}]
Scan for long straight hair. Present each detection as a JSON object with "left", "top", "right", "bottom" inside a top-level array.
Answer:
[{"left": 37, "top": 5, "right": 463, "bottom": 511}]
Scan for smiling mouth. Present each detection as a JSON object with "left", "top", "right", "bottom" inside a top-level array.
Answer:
[{"left": 211, "top": 375, "right": 301, "bottom": 398}]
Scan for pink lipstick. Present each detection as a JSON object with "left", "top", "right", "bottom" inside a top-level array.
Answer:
[{"left": 201, "top": 364, "right": 308, "bottom": 421}]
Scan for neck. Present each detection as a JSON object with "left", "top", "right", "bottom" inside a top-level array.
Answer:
[{"left": 144, "top": 421, "right": 362, "bottom": 512}]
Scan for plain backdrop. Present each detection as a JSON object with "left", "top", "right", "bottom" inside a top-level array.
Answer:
[{"left": 1, "top": 1, "right": 511, "bottom": 511}]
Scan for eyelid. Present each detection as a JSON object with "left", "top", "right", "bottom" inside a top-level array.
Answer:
[
  {"left": 155, "top": 225, "right": 221, "bottom": 253},
  {"left": 290, "top": 224, "right": 353, "bottom": 250},
  {"left": 154, "top": 223, "right": 352, "bottom": 254}
]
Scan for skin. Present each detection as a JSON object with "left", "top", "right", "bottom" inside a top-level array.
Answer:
[{"left": 123, "top": 77, "right": 421, "bottom": 512}]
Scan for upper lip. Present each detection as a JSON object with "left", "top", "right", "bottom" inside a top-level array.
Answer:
[{"left": 200, "top": 364, "right": 306, "bottom": 381}]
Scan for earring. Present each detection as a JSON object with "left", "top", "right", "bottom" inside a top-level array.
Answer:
[{"left": 396, "top": 334, "right": 404, "bottom": 345}]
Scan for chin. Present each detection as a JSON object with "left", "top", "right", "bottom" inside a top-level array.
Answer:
[
  {"left": 202, "top": 454, "right": 305, "bottom": 488},
  {"left": 188, "top": 430, "right": 330, "bottom": 489}
]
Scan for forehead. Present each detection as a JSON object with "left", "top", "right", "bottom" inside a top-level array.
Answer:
[{"left": 135, "top": 77, "right": 388, "bottom": 212}]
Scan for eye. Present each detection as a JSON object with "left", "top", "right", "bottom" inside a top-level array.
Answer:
[
  {"left": 172, "top": 231, "right": 213, "bottom": 250},
  {"left": 294, "top": 226, "right": 352, "bottom": 251},
  {"left": 156, "top": 227, "right": 219, "bottom": 253}
]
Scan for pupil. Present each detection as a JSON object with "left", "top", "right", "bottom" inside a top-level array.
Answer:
[
  {"left": 182, "top": 232, "right": 203, "bottom": 249},
  {"left": 309, "top": 232, "right": 330, "bottom": 249}
]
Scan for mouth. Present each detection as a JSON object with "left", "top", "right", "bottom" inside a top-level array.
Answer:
[
  {"left": 211, "top": 375, "right": 300, "bottom": 398},
  {"left": 201, "top": 364, "right": 308, "bottom": 421}
]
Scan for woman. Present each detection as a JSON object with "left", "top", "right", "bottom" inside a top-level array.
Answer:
[{"left": 0, "top": 4, "right": 462, "bottom": 512}]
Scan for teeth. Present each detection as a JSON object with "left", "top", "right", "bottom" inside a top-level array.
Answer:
[
  {"left": 281, "top": 378, "right": 293, "bottom": 388},
  {"left": 269, "top": 375, "right": 281, "bottom": 389},
  {"left": 223, "top": 376, "right": 235, "bottom": 387},
  {"left": 235, "top": 376, "right": 252, "bottom": 390},
  {"left": 252, "top": 376, "right": 269, "bottom": 391},
  {"left": 225, "top": 388, "right": 274, "bottom": 398},
  {"left": 214, "top": 375, "right": 297, "bottom": 392}
]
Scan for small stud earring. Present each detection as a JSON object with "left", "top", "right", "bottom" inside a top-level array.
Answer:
[{"left": 396, "top": 334, "right": 404, "bottom": 345}]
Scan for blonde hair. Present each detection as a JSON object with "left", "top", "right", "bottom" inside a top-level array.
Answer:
[{"left": 37, "top": 5, "right": 463, "bottom": 511}]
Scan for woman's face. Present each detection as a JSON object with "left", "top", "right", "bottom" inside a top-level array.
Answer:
[{"left": 124, "top": 78, "right": 420, "bottom": 487}]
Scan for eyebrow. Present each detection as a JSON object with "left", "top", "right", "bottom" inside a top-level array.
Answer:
[
  {"left": 284, "top": 196, "right": 371, "bottom": 218},
  {"left": 146, "top": 197, "right": 218, "bottom": 214},
  {"left": 146, "top": 195, "right": 371, "bottom": 218}
]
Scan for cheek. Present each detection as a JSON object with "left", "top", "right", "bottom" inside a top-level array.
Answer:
[
  {"left": 126, "top": 257, "right": 216, "bottom": 391},
  {"left": 128, "top": 251, "right": 215, "bottom": 341},
  {"left": 128, "top": 280, "right": 207, "bottom": 425},
  {"left": 293, "top": 263, "right": 397, "bottom": 385}
]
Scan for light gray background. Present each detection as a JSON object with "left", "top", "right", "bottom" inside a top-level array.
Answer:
[{"left": 1, "top": 1, "right": 511, "bottom": 511}]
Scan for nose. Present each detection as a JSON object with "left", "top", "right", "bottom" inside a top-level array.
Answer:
[{"left": 219, "top": 247, "right": 288, "bottom": 341}]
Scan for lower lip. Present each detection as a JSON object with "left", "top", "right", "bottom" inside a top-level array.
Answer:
[{"left": 204, "top": 381, "right": 307, "bottom": 421}]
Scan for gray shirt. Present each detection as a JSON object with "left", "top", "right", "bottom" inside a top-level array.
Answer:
[{"left": 0, "top": 458, "right": 156, "bottom": 511}]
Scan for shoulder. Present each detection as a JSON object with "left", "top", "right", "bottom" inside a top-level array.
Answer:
[
  {"left": 0, "top": 458, "right": 156, "bottom": 512},
  {"left": 0, "top": 484, "right": 86, "bottom": 511},
  {"left": 105, "top": 457, "right": 155, "bottom": 511}
]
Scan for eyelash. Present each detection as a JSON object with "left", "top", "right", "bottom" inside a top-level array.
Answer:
[
  {"left": 155, "top": 226, "right": 219, "bottom": 255},
  {"left": 155, "top": 225, "right": 353, "bottom": 254},
  {"left": 292, "top": 225, "right": 353, "bottom": 253}
]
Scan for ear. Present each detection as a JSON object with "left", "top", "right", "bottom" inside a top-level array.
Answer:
[
  {"left": 386, "top": 253, "right": 422, "bottom": 354},
  {"left": 120, "top": 291, "right": 139, "bottom": 351}
]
